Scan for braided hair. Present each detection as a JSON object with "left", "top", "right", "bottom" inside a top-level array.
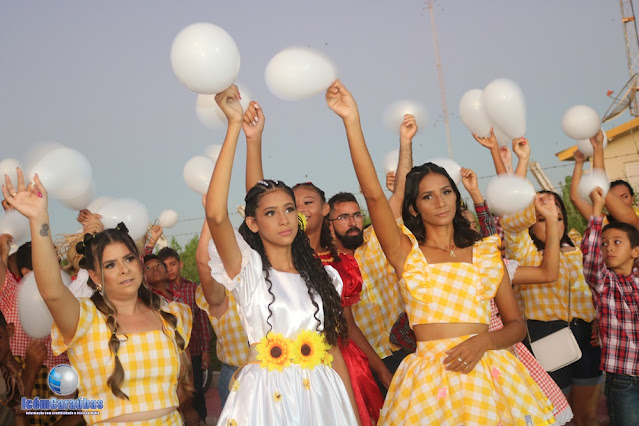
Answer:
[
  {"left": 238, "top": 180, "right": 347, "bottom": 346},
  {"left": 292, "top": 182, "right": 339, "bottom": 261},
  {"left": 402, "top": 162, "right": 481, "bottom": 248},
  {"left": 76, "top": 223, "right": 191, "bottom": 400}
]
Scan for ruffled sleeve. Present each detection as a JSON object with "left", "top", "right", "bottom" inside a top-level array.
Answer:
[
  {"left": 207, "top": 229, "right": 264, "bottom": 308},
  {"left": 331, "top": 253, "right": 363, "bottom": 307},
  {"left": 501, "top": 202, "right": 540, "bottom": 262},
  {"left": 51, "top": 297, "right": 96, "bottom": 355},
  {"left": 503, "top": 258, "right": 520, "bottom": 283},
  {"left": 474, "top": 235, "right": 505, "bottom": 299},
  {"left": 400, "top": 225, "right": 432, "bottom": 304},
  {"left": 163, "top": 300, "right": 192, "bottom": 351}
]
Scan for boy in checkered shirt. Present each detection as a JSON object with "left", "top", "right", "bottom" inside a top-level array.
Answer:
[{"left": 581, "top": 187, "right": 639, "bottom": 426}]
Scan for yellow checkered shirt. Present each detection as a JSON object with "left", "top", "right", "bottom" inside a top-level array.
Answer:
[
  {"left": 501, "top": 203, "right": 596, "bottom": 322},
  {"left": 196, "top": 286, "right": 249, "bottom": 367},
  {"left": 50, "top": 298, "right": 192, "bottom": 424},
  {"left": 352, "top": 224, "right": 405, "bottom": 359}
]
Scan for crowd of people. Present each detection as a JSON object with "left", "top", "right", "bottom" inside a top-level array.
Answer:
[{"left": 0, "top": 80, "right": 637, "bottom": 425}]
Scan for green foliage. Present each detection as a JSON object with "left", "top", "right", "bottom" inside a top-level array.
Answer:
[{"left": 560, "top": 176, "right": 587, "bottom": 235}]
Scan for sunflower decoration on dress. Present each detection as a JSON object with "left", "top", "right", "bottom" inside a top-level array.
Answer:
[
  {"left": 256, "top": 333, "right": 291, "bottom": 371},
  {"left": 292, "top": 330, "right": 331, "bottom": 369},
  {"left": 297, "top": 212, "right": 308, "bottom": 231}
]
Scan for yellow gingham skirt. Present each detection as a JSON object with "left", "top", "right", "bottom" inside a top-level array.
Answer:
[
  {"left": 379, "top": 336, "right": 556, "bottom": 426},
  {"left": 102, "top": 409, "right": 182, "bottom": 425}
]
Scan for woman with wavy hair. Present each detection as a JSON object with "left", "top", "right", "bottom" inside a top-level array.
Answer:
[
  {"left": 2, "top": 169, "right": 192, "bottom": 425},
  {"left": 202, "top": 85, "right": 359, "bottom": 425}
]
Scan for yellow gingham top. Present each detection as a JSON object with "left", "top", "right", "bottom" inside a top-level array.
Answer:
[
  {"left": 400, "top": 226, "right": 503, "bottom": 326},
  {"left": 352, "top": 223, "right": 405, "bottom": 359},
  {"left": 196, "top": 286, "right": 249, "bottom": 367},
  {"left": 501, "top": 203, "right": 596, "bottom": 322},
  {"left": 51, "top": 297, "right": 192, "bottom": 424}
]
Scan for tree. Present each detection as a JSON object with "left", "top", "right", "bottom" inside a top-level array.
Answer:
[
  {"left": 560, "top": 176, "right": 587, "bottom": 235},
  {"left": 169, "top": 236, "right": 200, "bottom": 282}
]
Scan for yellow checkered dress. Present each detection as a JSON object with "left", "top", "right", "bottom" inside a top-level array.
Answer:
[
  {"left": 352, "top": 223, "right": 405, "bottom": 359},
  {"left": 196, "top": 286, "right": 250, "bottom": 367},
  {"left": 501, "top": 203, "right": 596, "bottom": 322},
  {"left": 50, "top": 297, "right": 192, "bottom": 425},
  {"left": 379, "top": 227, "right": 555, "bottom": 425}
]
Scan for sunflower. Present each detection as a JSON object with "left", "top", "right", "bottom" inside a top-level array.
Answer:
[
  {"left": 297, "top": 213, "right": 308, "bottom": 231},
  {"left": 273, "top": 391, "right": 283, "bottom": 403},
  {"left": 256, "top": 333, "right": 291, "bottom": 371},
  {"left": 292, "top": 330, "right": 330, "bottom": 369}
]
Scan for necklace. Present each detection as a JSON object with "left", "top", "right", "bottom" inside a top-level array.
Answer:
[{"left": 424, "top": 239, "right": 456, "bottom": 257}]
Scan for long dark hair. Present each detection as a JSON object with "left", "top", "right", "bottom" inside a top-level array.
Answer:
[
  {"left": 292, "top": 182, "right": 339, "bottom": 261},
  {"left": 238, "top": 180, "right": 347, "bottom": 346},
  {"left": 76, "top": 226, "right": 189, "bottom": 400},
  {"left": 402, "top": 162, "right": 481, "bottom": 248},
  {"left": 529, "top": 190, "right": 574, "bottom": 250}
]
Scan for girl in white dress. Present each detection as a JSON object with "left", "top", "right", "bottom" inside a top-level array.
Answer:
[{"left": 201, "top": 85, "right": 360, "bottom": 426}]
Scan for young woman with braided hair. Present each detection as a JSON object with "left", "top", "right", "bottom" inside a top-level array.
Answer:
[
  {"left": 202, "top": 85, "right": 359, "bottom": 425},
  {"left": 2, "top": 169, "right": 192, "bottom": 425}
]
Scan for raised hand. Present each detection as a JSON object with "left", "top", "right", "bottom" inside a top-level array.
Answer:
[
  {"left": 400, "top": 114, "right": 417, "bottom": 140},
  {"left": 473, "top": 128, "right": 498, "bottom": 150},
  {"left": 573, "top": 149, "right": 586, "bottom": 164},
  {"left": 386, "top": 171, "right": 396, "bottom": 192},
  {"left": 148, "top": 224, "right": 163, "bottom": 243},
  {"left": 2, "top": 169, "right": 47, "bottom": 221},
  {"left": 242, "top": 101, "right": 265, "bottom": 140},
  {"left": 589, "top": 187, "right": 605, "bottom": 213},
  {"left": 590, "top": 129, "right": 605, "bottom": 149},
  {"left": 534, "top": 193, "right": 559, "bottom": 220},
  {"left": 461, "top": 167, "right": 479, "bottom": 194},
  {"left": 512, "top": 137, "right": 530, "bottom": 160},
  {"left": 0, "top": 234, "right": 12, "bottom": 257},
  {"left": 214, "top": 85, "right": 243, "bottom": 124},
  {"left": 325, "top": 80, "right": 359, "bottom": 120}
]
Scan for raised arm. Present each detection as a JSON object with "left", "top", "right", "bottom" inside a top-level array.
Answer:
[
  {"left": 196, "top": 215, "right": 228, "bottom": 319},
  {"left": 2, "top": 170, "right": 79, "bottom": 341},
  {"left": 512, "top": 138, "right": 530, "bottom": 178},
  {"left": 473, "top": 129, "right": 508, "bottom": 175},
  {"left": 510, "top": 194, "right": 560, "bottom": 284},
  {"left": 206, "top": 85, "right": 245, "bottom": 279},
  {"left": 0, "top": 233, "right": 11, "bottom": 287},
  {"left": 388, "top": 114, "right": 416, "bottom": 219},
  {"left": 243, "top": 101, "right": 266, "bottom": 192},
  {"left": 325, "top": 81, "right": 411, "bottom": 275},
  {"left": 144, "top": 224, "right": 163, "bottom": 256},
  {"left": 569, "top": 150, "right": 594, "bottom": 220}
]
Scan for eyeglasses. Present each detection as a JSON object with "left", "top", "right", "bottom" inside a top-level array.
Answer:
[
  {"left": 144, "top": 263, "right": 165, "bottom": 272},
  {"left": 329, "top": 212, "right": 365, "bottom": 222}
]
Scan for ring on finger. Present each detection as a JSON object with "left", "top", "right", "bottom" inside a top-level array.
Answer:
[
  {"left": 10, "top": 192, "right": 17, "bottom": 197},
  {"left": 457, "top": 357, "right": 464, "bottom": 363}
]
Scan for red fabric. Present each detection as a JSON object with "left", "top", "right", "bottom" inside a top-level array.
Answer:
[{"left": 318, "top": 250, "right": 382, "bottom": 425}]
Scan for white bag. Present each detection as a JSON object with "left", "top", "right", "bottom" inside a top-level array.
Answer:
[{"left": 530, "top": 326, "right": 582, "bottom": 372}]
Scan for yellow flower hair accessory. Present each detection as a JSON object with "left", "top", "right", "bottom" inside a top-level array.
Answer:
[
  {"left": 256, "top": 333, "right": 291, "bottom": 371},
  {"left": 292, "top": 330, "right": 330, "bottom": 369},
  {"left": 297, "top": 213, "right": 308, "bottom": 231}
]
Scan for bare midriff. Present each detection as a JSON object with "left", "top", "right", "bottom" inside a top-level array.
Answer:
[
  {"left": 100, "top": 407, "right": 176, "bottom": 423},
  {"left": 413, "top": 323, "right": 488, "bottom": 341}
]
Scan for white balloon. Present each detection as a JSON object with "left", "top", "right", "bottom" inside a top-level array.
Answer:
[
  {"left": 97, "top": 198, "right": 150, "bottom": 241},
  {"left": 577, "top": 169, "right": 610, "bottom": 204},
  {"left": 205, "top": 144, "right": 223, "bottom": 163},
  {"left": 458, "top": 89, "right": 492, "bottom": 137},
  {"left": 28, "top": 146, "right": 92, "bottom": 200},
  {"left": 383, "top": 150, "right": 399, "bottom": 174},
  {"left": 576, "top": 130, "right": 608, "bottom": 157},
  {"left": 87, "top": 196, "right": 113, "bottom": 213},
  {"left": 0, "top": 158, "right": 22, "bottom": 186},
  {"left": 482, "top": 78, "right": 526, "bottom": 138},
  {"left": 158, "top": 209, "right": 179, "bottom": 228},
  {"left": 59, "top": 182, "right": 94, "bottom": 211},
  {"left": 265, "top": 47, "right": 336, "bottom": 101},
  {"left": 486, "top": 175, "right": 536, "bottom": 216},
  {"left": 562, "top": 105, "right": 601, "bottom": 140},
  {"left": 18, "top": 270, "right": 71, "bottom": 338},
  {"left": 0, "top": 210, "right": 30, "bottom": 244},
  {"left": 170, "top": 23, "right": 240, "bottom": 94},
  {"left": 383, "top": 101, "right": 428, "bottom": 135},
  {"left": 195, "top": 84, "right": 252, "bottom": 129},
  {"left": 428, "top": 157, "right": 462, "bottom": 185},
  {"left": 183, "top": 155, "right": 215, "bottom": 195},
  {"left": 493, "top": 126, "right": 512, "bottom": 148}
]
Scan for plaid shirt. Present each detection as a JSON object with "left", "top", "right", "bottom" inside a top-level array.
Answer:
[
  {"left": 0, "top": 272, "right": 69, "bottom": 370},
  {"left": 581, "top": 216, "right": 639, "bottom": 376},
  {"left": 352, "top": 223, "right": 405, "bottom": 359},
  {"left": 475, "top": 201, "right": 497, "bottom": 237},
  {"left": 502, "top": 203, "right": 596, "bottom": 322},
  {"left": 14, "top": 356, "right": 63, "bottom": 425},
  {"left": 169, "top": 278, "right": 209, "bottom": 356}
]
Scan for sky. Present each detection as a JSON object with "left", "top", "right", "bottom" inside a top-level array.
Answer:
[{"left": 1, "top": 0, "right": 637, "bottom": 247}]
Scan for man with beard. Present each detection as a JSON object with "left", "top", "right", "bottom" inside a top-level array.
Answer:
[{"left": 327, "top": 114, "right": 417, "bottom": 394}]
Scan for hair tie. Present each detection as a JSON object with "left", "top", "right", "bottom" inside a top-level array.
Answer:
[
  {"left": 115, "top": 222, "right": 129, "bottom": 234},
  {"left": 257, "top": 180, "right": 269, "bottom": 187}
]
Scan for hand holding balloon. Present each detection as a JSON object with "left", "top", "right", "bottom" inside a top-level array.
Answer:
[
  {"left": 2, "top": 169, "right": 47, "bottom": 221},
  {"left": 589, "top": 187, "right": 605, "bottom": 215},
  {"left": 214, "top": 85, "right": 243, "bottom": 124},
  {"left": 242, "top": 101, "right": 265, "bottom": 140},
  {"left": 533, "top": 193, "right": 558, "bottom": 221},
  {"left": 511, "top": 138, "right": 530, "bottom": 161},
  {"left": 325, "top": 81, "right": 359, "bottom": 120},
  {"left": 386, "top": 171, "right": 396, "bottom": 193},
  {"left": 400, "top": 114, "right": 418, "bottom": 141},
  {"left": 590, "top": 130, "right": 605, "bottom": 151},
  {"left": 573, "top": 149, "right": 586, "bottom": 165},
  {"left": 473, "top": 128, "right": 498, "bottom": 151}
]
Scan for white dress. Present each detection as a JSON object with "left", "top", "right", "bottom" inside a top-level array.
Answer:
[{"left": 208, "top": 231, "right": 358, "bottom": 426}]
